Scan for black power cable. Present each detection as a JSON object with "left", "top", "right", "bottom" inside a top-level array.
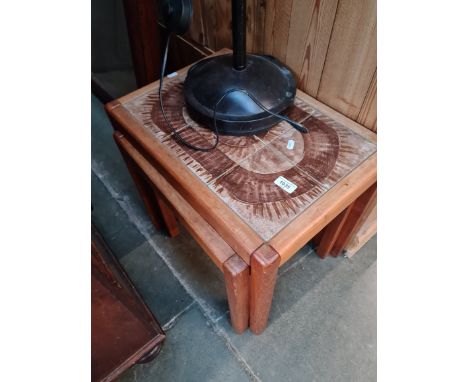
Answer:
[
  {"left": 159, "top": 33, "right": 219, "bottom": 151},
  {"left": 159, "top": 33, "right": 307, "bottom": 152}
]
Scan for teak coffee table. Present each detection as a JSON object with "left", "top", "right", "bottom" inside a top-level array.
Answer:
[{"left": 106, "top": 50, "right": 377, "bottom": 335}]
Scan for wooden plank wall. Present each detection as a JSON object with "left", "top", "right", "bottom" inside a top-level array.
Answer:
[{"left": 182, "top": 0, "right": 377, "bottom": 132}]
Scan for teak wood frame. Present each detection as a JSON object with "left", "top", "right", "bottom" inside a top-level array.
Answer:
[
  {"left": 113, "top": 132, "right": 250, "bottom": 334},
  {"left": 106, "top": 50, "right": 377, "bottom": 334}
]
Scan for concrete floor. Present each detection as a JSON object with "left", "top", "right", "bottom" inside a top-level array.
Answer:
[{"left": 91, "top": 94, "right": 377, "bottom": 382}]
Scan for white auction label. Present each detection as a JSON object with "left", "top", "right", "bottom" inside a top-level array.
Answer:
[
  {"left": 167, "top": 72, "right": 178, "bottom": 78},
  {"left": 287, "top": 139, "right": 295, "bottom": 150},
  {"left": 274, "top": 176, "right": 297, "bottom": 194}
]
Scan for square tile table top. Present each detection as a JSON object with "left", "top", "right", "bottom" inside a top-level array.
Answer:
[{"left": 107, "top": 50, "right": 377, "bottom": 266}]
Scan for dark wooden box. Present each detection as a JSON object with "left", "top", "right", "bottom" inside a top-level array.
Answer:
[{"left": 92, "top": 225, "right": 165, "bottom": 382}]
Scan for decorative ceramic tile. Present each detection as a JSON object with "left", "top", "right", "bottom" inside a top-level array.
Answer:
[
  {"left": 255, "top": 98, "right": 315, "bottom": 144},
  {"left": 158, "top": 111, "right": 268, "bottom": 184},
  {"left": 120, "top": 74, "right": 376, "bottom": 240},
  {"left": 123, "top": 74, "right": 188, "bottom": 141},
  {"left": 269, "top": 112, "right": 376, "bottom": 189},
  {"left": 210, "top": 145, "right": 327, "bottom": 240}
]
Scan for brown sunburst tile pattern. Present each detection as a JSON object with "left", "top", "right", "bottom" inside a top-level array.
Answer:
[
  {"left": 210, "top": 145, "right": 327, "bottom": 240},
  {"left": 120, "top": 74, "right": 376, "bottom": 240},
  {"left": 268, "top": 112, "right": 376, "bottom": 190},
  {"left": 123, "top": 74, "right": 189, "bottom": 141}
]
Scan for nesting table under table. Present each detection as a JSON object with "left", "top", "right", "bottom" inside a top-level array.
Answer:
[{"left": 106, "top": 50, "right": 377, "bottom": 335}]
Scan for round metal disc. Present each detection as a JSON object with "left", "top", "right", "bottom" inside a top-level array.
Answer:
[{"left": 183, "top": 54, "right": 297, "bottom": 136}]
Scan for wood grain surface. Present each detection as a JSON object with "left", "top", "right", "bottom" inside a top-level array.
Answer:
[
  {"left": 317, "top": 0, "right": 377, "bottom": 120},
  {"left": 357, "top": 69, "right": 377, "bottom": 132},
  {"left": 181, "top": 0, "right": 377, "bottom": 131}
]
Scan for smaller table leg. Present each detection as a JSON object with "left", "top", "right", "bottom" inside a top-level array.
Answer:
[
  {"left": 316, "top": 207, "right": 353, "bottom": 258},
  {"left": 114, "top": 133, "right": 162, "bottom": 231},
  {"left": 150, "top": 185, "right": 180, "bottom": 238},
  {"left": 250, "top": 245, "right": 280, "bottom": 335},
  {"left": 223, "top": 255, "right": 250, "bottom": 334},
  {"left": 317, "top": 182, "right": 377, "bottom": 258},
  {"left": 114, "top": 132, "right": 180, "bottom": 237}
]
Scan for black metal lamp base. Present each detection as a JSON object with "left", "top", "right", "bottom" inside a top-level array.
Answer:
[{"left": 183, "top": 54, "right": 297, "bottom": 136}]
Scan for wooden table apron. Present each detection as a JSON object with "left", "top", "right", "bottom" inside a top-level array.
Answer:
[{"left": 105, "top": 50, "right": 377, "bottom": 334}]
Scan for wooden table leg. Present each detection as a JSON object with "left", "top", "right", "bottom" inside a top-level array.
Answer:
[
  {"left": 114, "top": 132, "right": 180, "bottom": 237},
  {"left": 249, "top": 244, "right": 281, "bottom": 335},
  {"left": 316, "top": 207, "right": 354, "bottom": 258},
  {"left": 223, "top": 255, "right": 250, "bottom": 334},
  {"left": 310, "top": 229, "right": 325, "bottom": 249},
  {"left": 150, "top": 185, "right": 180, "bottom": 238},
  {"left": 317, "top": 183, "right": 377, "bottom": 258},
  {"left": 114, "top": 133, "right": 162, "bottom": 231}
]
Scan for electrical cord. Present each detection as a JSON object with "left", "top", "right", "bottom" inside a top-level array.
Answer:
[
  {"left": 212, "top": 88, "right": 308, "bottom": 134},
  {"left": 159, "top": 33, "right": 219, "bottom": 151},
  {"left": 159, "top": 33, "right": 308, "bottom": 152}
]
